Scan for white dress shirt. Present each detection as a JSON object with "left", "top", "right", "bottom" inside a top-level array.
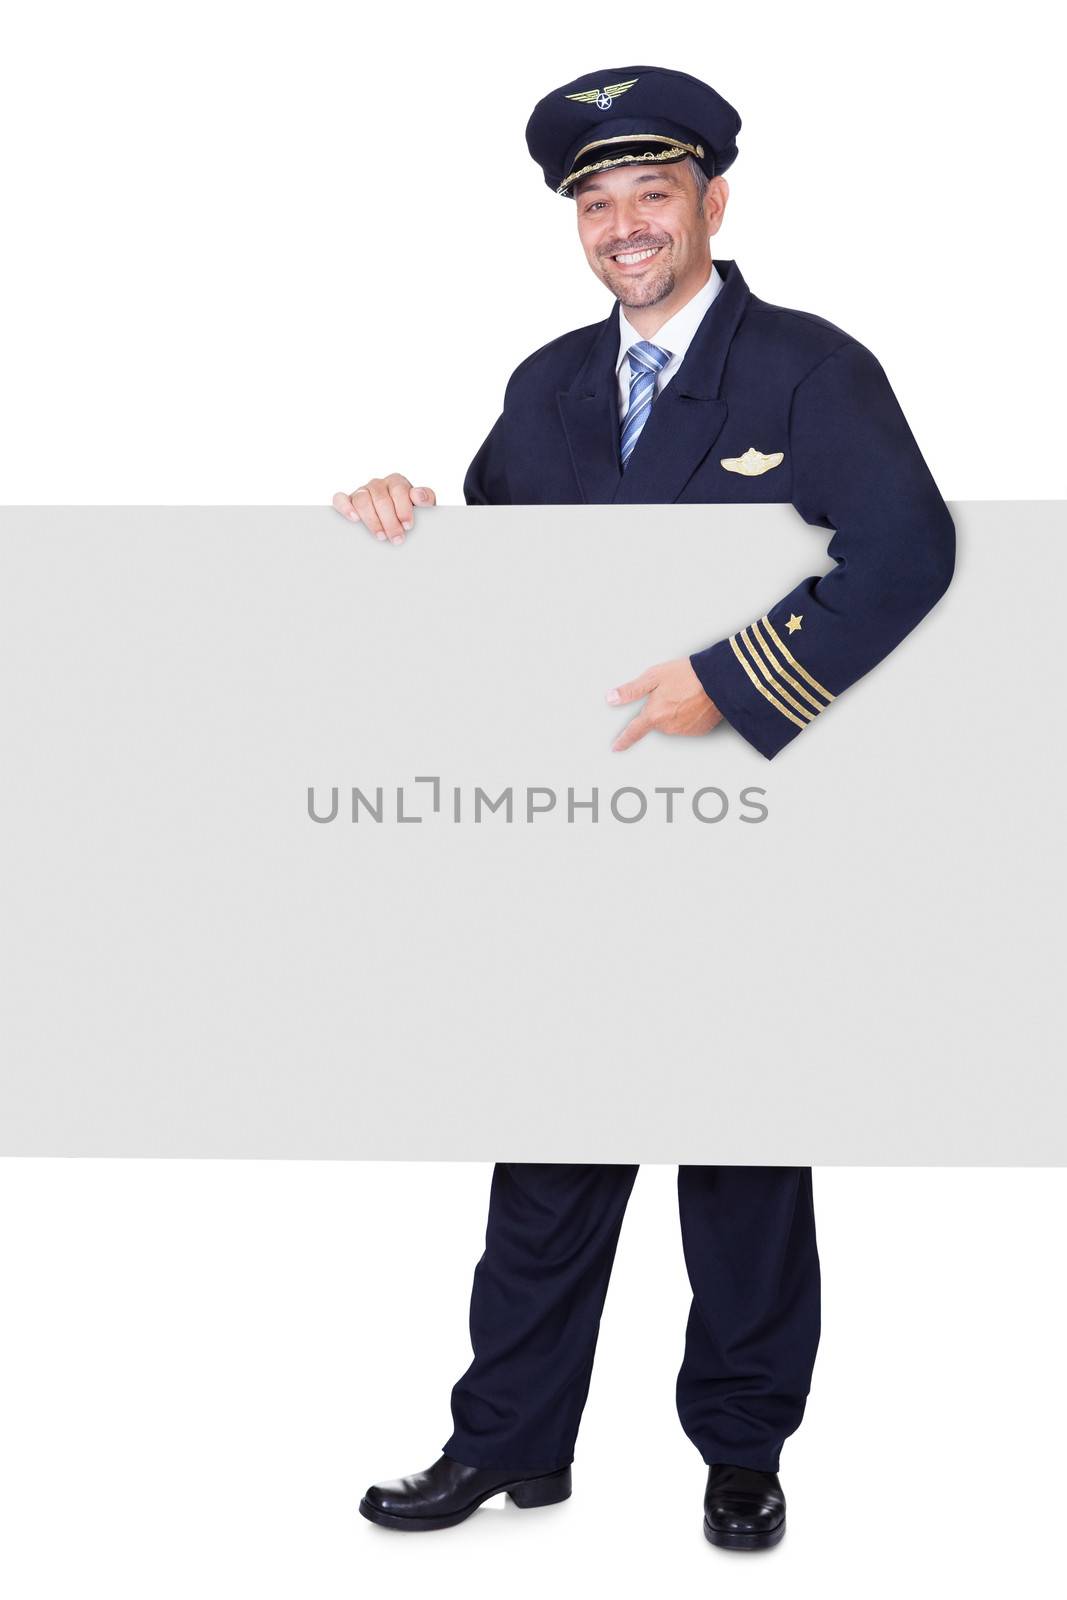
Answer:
[{"left": 616, "top": 261, "right": 725, "bottom": 420}]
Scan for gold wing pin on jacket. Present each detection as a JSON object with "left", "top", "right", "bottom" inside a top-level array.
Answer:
[{"left": 720, "top": 447, "right": 785, "bottom": 476}]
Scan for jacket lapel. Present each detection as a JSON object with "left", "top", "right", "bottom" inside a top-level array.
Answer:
[
  {"left": 556, "top": 301, "right": 625, "bottom": 504},
  {"left": 556, "top": 260, "right": 752, "bottom": 505},
  {"left": 612, "top": 257, "right": 751, "bottom": 504}
]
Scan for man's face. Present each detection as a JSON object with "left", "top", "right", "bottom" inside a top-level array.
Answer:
[{"left": 573, "top": 161, "right": 725, "bottom": 309}]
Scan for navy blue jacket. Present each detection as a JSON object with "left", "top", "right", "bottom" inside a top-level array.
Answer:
[{"left": 463, "top": 257, "right": 955, "bottom": 759}]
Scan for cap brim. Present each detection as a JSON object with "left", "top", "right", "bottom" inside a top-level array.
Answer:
[{"left": 557, "top": 133, "right": 704, "bottom": 196}]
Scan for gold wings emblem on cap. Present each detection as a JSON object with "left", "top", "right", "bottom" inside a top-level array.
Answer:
[{"left": 565, "top": 78, "right": 639, "bottom": 110}]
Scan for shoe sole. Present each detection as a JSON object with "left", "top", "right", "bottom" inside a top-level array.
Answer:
[
  {"left": 704, "top": 1514, "right": 786, "bottom": 1551},
  {"left": 359, "top": 1466, "right": 572, "bottom": 1532}
]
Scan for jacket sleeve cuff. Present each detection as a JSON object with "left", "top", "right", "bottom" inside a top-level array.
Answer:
[{"left": 690, "top": 635, "right": 808, "bottom": 761}]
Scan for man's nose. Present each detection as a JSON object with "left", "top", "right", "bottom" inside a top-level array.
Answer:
[{"left": 617, "top": 208, "right": 650, "bottom": 239}]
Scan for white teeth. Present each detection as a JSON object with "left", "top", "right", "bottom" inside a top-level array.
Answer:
[{"left": 614, "top": 246, "right": 660, "bottom": 264}]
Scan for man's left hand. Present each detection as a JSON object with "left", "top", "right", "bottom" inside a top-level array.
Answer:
[{"left": 606, "top": 658, "right": 723, "bottom": 751}]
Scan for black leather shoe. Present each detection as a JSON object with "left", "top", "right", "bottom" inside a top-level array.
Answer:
[
  {"left": 703, "top": 1463, "right": 786, "bottom": 1550},
  {"left": 359, "top": 1453, "right": 572, "bottom": 1531}
]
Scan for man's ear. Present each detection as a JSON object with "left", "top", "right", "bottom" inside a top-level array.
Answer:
[{"left": 705, "top": 176, "right": 728, "bottom": 237}]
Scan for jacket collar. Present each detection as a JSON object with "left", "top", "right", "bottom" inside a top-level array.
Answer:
[
  {"left": 614, "top": 260, "right": 725, "bottom": 385},
  {"left": 557, "top": 257, "right": 751, "bottom": 504}
]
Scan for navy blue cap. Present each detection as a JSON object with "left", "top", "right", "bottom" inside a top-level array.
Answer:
[{"left": 526, "top": 65, "right": 741, "bottom": 197}]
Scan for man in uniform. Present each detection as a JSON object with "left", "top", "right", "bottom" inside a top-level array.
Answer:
[{"left": 334, "top": 65, "right": 954, "bottom": 1549}]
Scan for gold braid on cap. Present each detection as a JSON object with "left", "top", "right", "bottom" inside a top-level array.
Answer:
[{"left": 558, "top": 144, "right": 698, "bottom": 196}]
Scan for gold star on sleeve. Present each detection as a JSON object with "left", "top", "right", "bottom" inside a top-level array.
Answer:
[{"left": 726, "top": 614, "right": 834, "bottom": 731}]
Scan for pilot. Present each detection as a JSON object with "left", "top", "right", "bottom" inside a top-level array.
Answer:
[{"left": 335, "top": 63, "right": 954, "bottom": 1550}]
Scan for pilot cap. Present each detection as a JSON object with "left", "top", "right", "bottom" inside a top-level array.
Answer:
[{"left": 526, "top": 64, "right": 741, "bottom": 197}]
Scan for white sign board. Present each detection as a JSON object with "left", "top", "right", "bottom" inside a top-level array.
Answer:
[{"left": 0, "top": 504, "right": 1062, "bottom": 1163}]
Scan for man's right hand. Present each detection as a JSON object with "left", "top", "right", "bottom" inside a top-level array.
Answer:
[{"left": 332, "top": 475, "right": 436, "bottom": 545}]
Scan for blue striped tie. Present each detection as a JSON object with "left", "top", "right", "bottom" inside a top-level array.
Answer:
[{"left": 620, "top": 340, "right": 672, "bottom": 469}]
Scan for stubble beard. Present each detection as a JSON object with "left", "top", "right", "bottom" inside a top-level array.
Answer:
[{"left": 598, "top": 249, "right": 677, "bottom": 309}]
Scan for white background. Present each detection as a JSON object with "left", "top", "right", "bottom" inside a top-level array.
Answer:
[
  {"left": 1, "top": 1, "right": 1065, "bottom": 1594},
  {"left": 1, "top": 0, "right": 1065, "bottom": 502}
]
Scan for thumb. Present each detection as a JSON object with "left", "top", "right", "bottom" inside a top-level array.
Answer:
[
  {"left": 411, "top": 486, "right": 436, "bottom": 505},
  {"left": 606, "top": 669, "right": 656, "bottom": 706}
]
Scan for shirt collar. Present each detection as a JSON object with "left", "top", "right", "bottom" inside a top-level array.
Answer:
[{"left": 616, "top": 261, "right": 725, "bottom": 376}]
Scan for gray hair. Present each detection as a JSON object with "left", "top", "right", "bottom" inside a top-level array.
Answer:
[
  {"left": 571, "top": 152, "right": 711, "bottom": 209},
  {"left": 681, "top": 154, "right": 710, "bottom": 212}
]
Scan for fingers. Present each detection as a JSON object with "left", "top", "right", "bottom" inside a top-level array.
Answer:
[
  {"left": 359, "top": 479, "right": 407, "bottom": 543},
  {"left": 387, "top": 479, "right": 416, "bottom": 534},
  {"left": 607, "top": 663, "right": 660, "bottom": 750},
  {"left": 612, "top": 710, "right": 653, "bottom": 753},
  {"left": 332, "top": 491, "right": 359, "bottom": 523},
  {"left": 605, "top": 666, "right": 659, "bottom": 706},
  {"left": 331, "top": 475, "right": 437, "bottom": 544}
]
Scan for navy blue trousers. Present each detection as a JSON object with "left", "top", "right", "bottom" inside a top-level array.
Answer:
[{"left": 442, "top": 1164, "right": 820, "bottom": 1475}]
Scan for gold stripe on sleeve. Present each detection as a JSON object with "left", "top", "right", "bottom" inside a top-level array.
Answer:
[
  {"left": 750, "top": 619, "right": 828, "bottom": 714},
  {"left": 761, "top": 615, "right": 835, "bottom": 702},
  {"left": 729, "top": 636, "right": 807, "bottom": 730},
  {"left": 739, "top": 629, "right": 815, "bottom": 721}
]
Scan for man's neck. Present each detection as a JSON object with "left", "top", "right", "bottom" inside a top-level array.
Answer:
[{"left": 622, "top": 259, "right": 715, "bottom": 340}]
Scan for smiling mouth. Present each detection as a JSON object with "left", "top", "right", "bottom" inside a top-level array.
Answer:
[{"left": 609, "top": 245, "right": 663, "bottom": 266}]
